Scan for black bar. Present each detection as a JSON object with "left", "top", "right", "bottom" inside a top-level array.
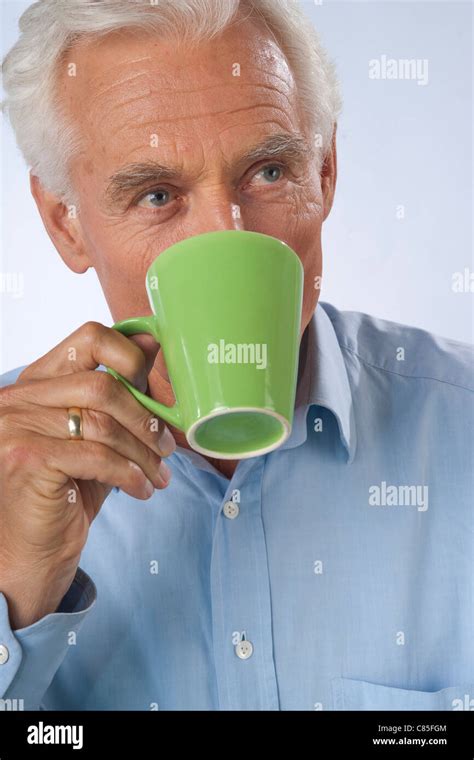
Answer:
[{"left": 0, "top": 709, "right": 473, "bottom": 757}]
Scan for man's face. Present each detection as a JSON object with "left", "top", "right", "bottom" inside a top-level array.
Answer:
[{"left": 54, "top": 18, "right": 333, "bottom": 344}]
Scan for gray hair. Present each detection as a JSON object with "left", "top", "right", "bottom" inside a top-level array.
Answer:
[{"left": 2, "top": 0, "right": 342, "bottom": 207}]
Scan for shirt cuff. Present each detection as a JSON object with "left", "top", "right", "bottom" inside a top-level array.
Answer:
[{"left": 0, "top": 566, "right": 97, "bottom": 707}]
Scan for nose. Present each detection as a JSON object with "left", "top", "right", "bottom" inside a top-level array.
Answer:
[{"left": 188, "top": 190, "right": 245, "bottom": 236}]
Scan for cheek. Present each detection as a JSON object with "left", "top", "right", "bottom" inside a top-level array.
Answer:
[
  {"left": 250, "top": 176, "right": 323, "bottom": 237},
  {"left": 79, "top": 214, "right": 155, "bottom": 313},
  {"left": 285, "top": 186, "right": 324, "bottom": 324},
  {"left": 80, "top": 207, "right": 155, "bottom": 276},
  {"left": 290, "top": 184, "right": 323, "bottom": 263},
  {"left": 271, "top": 185, "right": 324, "bottom": 274}
]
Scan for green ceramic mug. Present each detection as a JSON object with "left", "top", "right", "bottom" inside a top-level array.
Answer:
[{"left": 105, "top": 230, "right": 303, "bottom": 459}]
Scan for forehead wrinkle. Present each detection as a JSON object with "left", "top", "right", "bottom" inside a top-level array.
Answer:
[
  {"left": 63, "top": 38, "right": 153, "bottom": 95},
  {"left": 97, "top": 96, "right": 296, "bottom": 144},
  {"left": 87, "top": 72, "right": 154, "bottom": 115},
  {"left": 91, "top": 71, "right": 152, "bottom": 102},
  {"left": 66, "top": 22, "right": 297, "bottom": 111},
  {"left": 84, "top": 47, "right": 295, "bottom": 111},
  {"left": 117, "top": 69, "right": 295, "bottom": 98},
  {"left": 93, "top": 77, "right": 294, "bottom": 121}
]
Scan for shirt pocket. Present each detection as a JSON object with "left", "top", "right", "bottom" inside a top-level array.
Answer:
[{"left": 331, "top": 677, "right": 474, "bottom": 711}]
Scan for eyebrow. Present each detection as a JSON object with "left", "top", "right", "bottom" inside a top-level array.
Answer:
[{"left": 102, "top": 132, "right": 311, "bottom": 208}]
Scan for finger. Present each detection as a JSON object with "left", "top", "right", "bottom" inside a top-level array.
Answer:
[
  {"left": 43, "top": 436, "right": 159, "bottom": 501},
  {"left": 127, "top": 333, "right": 162, "bottom": 383},
  {"left": 1, "top": 406, "right": 171, "bottom": 489},
  {"left": 4, "top": 371, "right": 176, "bottom": 459},
  {"left": 16, "top": 321, "right": 159, "bottom": 392}
]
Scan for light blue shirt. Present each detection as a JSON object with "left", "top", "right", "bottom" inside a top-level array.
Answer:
[{"left": 1, "top": 301, "right": 473, "bottom": 711}]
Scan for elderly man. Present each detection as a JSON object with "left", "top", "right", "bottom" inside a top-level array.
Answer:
[{"left": 0, "top": 0, "right": 472, "bottom": 712}]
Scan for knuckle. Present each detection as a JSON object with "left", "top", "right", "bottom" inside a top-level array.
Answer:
[
  {"left": 15, "top": 365, "right": 33, "bottom": 383},
  {"left": 0, "top": 384, "right": 18, "bottom": 408},
  {"left": 81, "top": 320, "right": 105, "bottom": 348},
  {"left": 2, "top": 437, "right": 40, "bottom": 474},
  {"left": 86, "top": 409, "right": 117, "bottom": 440},
  {"left": 89, "top": 369, "right": 117, "bottom": 403}
]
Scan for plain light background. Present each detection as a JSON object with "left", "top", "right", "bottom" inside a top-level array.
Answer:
[{"left": 1, "top": 0, "right": 472, "bottom": 375}]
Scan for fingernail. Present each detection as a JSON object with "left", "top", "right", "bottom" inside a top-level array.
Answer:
[
  {"left": 159, "top": 461, "right": 171, "bottom": 484},
  {"left": 158, "top": 426, "right": 176, "bottom": 456}
]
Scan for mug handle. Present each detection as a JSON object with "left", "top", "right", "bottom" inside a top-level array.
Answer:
[{"left": 104, "top": 315, "right": 183, "bottom": 430}]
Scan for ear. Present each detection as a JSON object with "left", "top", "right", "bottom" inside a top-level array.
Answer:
[
  {"left": 321, "top": 124, "right": 337, "bottom": 221},
  {"left": 29, "top": 171, "right": 92, "bottom": 274}
]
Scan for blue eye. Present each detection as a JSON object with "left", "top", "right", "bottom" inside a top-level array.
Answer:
[
  {"left": 251, "top": 164, "right": 285, "bottom": 186},
  {"left": 261, "top": 165, "right": 283, "bottom": 182},
  {"left": 137, "top": 189, "right": 171, "bottom": 208}
]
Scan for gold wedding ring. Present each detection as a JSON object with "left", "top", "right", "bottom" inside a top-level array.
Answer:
[{"left": 67, "top": 407, "right": 84, "bottom": 441}]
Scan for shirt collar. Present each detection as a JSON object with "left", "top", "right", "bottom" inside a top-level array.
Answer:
[{"left": 279, "top": 301, "right": 357, "bottom": 464}]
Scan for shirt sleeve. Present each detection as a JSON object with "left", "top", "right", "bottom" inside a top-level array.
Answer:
[{"left": 0, "top": 566, "right": 97, "bottom": 710}]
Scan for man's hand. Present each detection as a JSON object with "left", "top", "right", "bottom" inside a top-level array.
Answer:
[{"left": 0, "top": 321, "right": 175, "bottom": 629}]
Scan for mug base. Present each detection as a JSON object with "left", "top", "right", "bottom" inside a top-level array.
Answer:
[{"left": 187, "top": 407, "right": 290, "bottom": 460}]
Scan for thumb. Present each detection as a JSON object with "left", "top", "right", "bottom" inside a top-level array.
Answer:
[{"left": 128, "top": 333, "right": 161, "bottom": 392}]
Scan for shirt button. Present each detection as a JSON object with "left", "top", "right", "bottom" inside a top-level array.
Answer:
[
  {"left": 223, "top": 500, "right": 240, "bottom": 519},
  {"left": 0, "top": 644, "right": 9, "bottom": 665},
  {"left": 235, "top": 639, "right": 254, "bottom": 659}
]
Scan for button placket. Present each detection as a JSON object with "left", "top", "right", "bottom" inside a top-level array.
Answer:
[{"left": 210, "top": 457, "right": 280, "bottom": 710}]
